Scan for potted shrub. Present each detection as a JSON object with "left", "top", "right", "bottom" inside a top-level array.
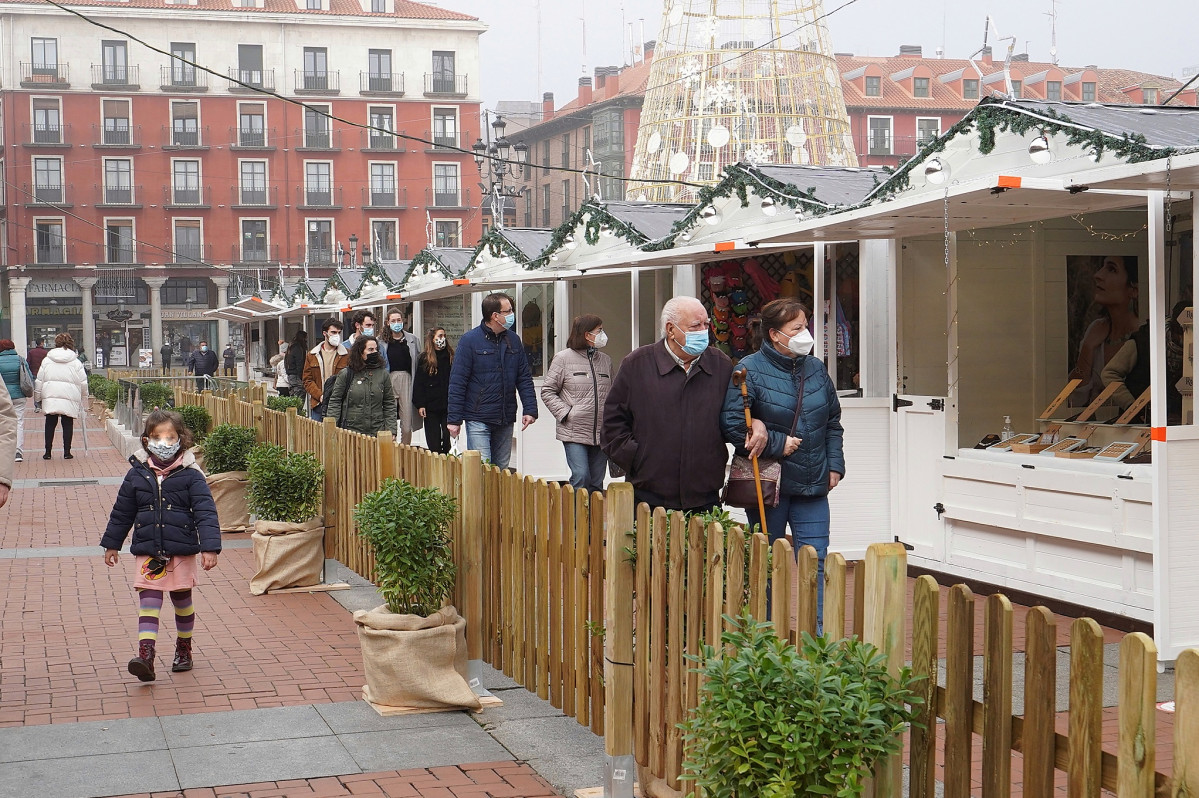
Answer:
[
  {"left": 137, "top": 381, "right": 174, "bottom": 411},
  {"left": 176, "top": 405, "right": 212, "bottom": 443},
  {"left": 352, "top": 477, "right": 481, "bottom": 711},
  {"left": 247, "top": 442, "right": 325, "bottom": 595},
  {"left": 681, "top": 610, "right": 921, "bottom": 798},
  {"left": 202, "top": 424, "right": 258, "bottom": 533},
  {"left": 267, "top": 395, "right": 306, "bottom": 413}
]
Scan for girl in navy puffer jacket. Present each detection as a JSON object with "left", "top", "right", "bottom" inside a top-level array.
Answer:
[{"left": 101, "top": 409, "right": 221, "bottom": 682}]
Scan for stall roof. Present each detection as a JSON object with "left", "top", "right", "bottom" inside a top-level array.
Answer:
[
  {"left": 749, "top": 164, "right": 891, "bottom": 208},
  {"left": 601, "top": 202, "right": 694, "bottom": 241},
  {"left": 498, "top": 229, "right": 555, "bottom": 260},
  {"left": 1066, "top": 149, "right": 1199, "bottom": 192}
]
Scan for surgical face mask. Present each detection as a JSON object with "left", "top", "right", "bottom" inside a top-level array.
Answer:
[
  {"left": 361, "top": 326, "right": 375, "bottom": 338},
  {"left": 146, "top": 438, "right": 181, "bottom": 461},
  {"left": 327, "top": 332, "right": 342, "bottom": 347},
  {"left": 365, "top": 352, "right": 381, "bottom": 367},
  {"left": 503, "top": 312, "right": 516, "bottom": 330},
  {"left": 279, "top": 343, "right": 288, "bottom": 353},
  {"left": 434, "top": 337, "right": 447, "bottom": 350},
  {"left": 200, "top": 345, "right": 208, "bottom": 353},
  {"left": 782, "top": 327, "right": 814, "bottom": 356},
  {"left": 591, "top": 331, "right": 608, "bottom": 349},
  {"left": 675, "top": 326, "right": 709, "bottom": 357},
  {"left": 390, "top": 322, "right": 404, "bottom": 333}
]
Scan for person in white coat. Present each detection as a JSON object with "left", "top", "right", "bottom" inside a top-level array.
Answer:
[{"left": 34, "top": 332, "right": 89, "bottom": 460}]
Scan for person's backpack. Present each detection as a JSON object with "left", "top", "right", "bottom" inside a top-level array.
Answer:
[
  {"left": 316, "top": 369, "right": 351, "bottom": 423},
  {"left": 18, "top": 357, "right": 34, "bottom": 398}
]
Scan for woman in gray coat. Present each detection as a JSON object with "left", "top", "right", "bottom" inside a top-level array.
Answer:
[
  {"left": 326, "top": 337, "right": 397, "bottom": 438},
  {"left": 541, "top": 314, "right": 613, "bottom": 493}
]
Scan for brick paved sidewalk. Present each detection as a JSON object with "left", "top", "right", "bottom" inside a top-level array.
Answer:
[{"left": 110, "top": 763, "right": 560, "bottom": 798}]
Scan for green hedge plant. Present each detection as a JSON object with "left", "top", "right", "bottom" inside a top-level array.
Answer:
[
  {"left": 681, "top": 611, "right": 922, "bottom": 798},
  {"left": 175, "top": 405, "right": 213, "bottom": 442},
  {"left": 247, "top": 442, "right": 324, "bottom": 524},
  {"left": 138, "top": 381, "right": 174, "bottom": 410},
  {"left": 267, "top": 395, "right": 306, "bottom": 413},
  {"left": 201, "top": 424, "right": 259, "bottom": 474},
  {"left": 354, "top": 477, "right": 457, "bottom": 617}
]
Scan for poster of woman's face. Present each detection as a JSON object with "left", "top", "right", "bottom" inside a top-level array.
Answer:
[{"left": 1065, "top": 254, "right": 1139, "bottom": 371}]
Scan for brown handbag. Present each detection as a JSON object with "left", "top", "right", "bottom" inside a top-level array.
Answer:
[{"left": 722, "top": 367, "right": 806, "bottom": 510}]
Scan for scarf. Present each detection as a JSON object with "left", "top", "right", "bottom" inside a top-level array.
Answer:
[{"left": 147, "top": 451, "right": 186, "bottom": 478}]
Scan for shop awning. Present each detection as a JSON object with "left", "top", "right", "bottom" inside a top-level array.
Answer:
[
  {"left": 751, "top": 174, "right": 1150, "bottom": 245},
  {"left": 276, "top": 303, "right": 338, "bottom": 319}
]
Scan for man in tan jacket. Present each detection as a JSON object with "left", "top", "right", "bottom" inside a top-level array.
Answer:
[
  {"left": 0, "top": 384, "right": 16, "bottom": 508},
  {"left": 302, "top": 318, "right": 349, "bottom": 421}
]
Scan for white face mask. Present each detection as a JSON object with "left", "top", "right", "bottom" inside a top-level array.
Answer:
[
  {"left": 146, "top": 438, "right": 181, "bottom": 460},
  {"left": 781, "top": 327, "right": 814, "bottom": 356},
  {"left": 591, "top": 331, "right": 608, "bottom": 349},
  {"left": 434, "top": 337, "right": 447, "bottom": 350},
  {"left": 327, "top": 333, "right": 342, "bottom": 347}
]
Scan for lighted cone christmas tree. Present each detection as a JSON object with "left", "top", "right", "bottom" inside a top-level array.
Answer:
[{"left": 627, "top": 0, "right": 857, "bottom": 202}]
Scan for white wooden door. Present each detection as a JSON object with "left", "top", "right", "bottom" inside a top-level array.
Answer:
[{"left": 893, "top": 394, "right": 948, "bottom": 560}]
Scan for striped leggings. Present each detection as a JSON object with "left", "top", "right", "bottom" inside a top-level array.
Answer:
[{"left": 136, "top": 589, "right": 195, "bottom": 642}]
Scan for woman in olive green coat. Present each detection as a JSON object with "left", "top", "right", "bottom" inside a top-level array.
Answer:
[{"left": 326, "top": 336, "right": 398, "bottom": 437}]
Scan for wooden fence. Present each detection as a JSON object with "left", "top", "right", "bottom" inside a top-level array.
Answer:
[{"left": 175, "top": 388, "right": 1199, "bottom": 798}]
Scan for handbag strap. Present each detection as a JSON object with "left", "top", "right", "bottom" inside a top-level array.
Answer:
[{"left": 787, "top": 365, "right": 807, "bottom": 438}]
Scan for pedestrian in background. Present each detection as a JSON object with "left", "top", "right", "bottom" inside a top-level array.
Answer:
[
  {"left": 34, "top": 333, "right": 88, "bottom": 461},
  {"left": 412, "top": 327, "right": 454, "bottom": 454},
  {"left": 346, "top": 309, "right": 377, "bottom": 347},
  {"left": 222, "top": 344, "right": 236, "bottom": 378},
  {"left": 447, "top": 293, "right": 537, "bottom": 470},
  {"left": 160, "top": 341, "right": 173, "bottom": 375},
  {"left": 380, "top": 307, "right": 421, "bottom": 444},
  {"left": 284, "top": 330, "right": 308, "bottom": 395},
  {"left": 101, "top": 409, "right": 220, "bottom": 682},
  {"left": 0, "top": 339, "right": 33, "bottom": 462},
  {"left": 0, "top": 384, "right": 14, "bottom": 509},
  {"left": 326, "top": 336, "right": 396, "bottom": 437},
  {"left": 27, "top": 338, "right": 49, "bottom": 412},
  {"left": 186, "top": 340, "right": 218, "bottom": 392},
  {"left": 269, "top": 341, "right": 290, "bottom": 396},
  {"left": 542, "top": 315, "right": 612, "bottom": 493}
]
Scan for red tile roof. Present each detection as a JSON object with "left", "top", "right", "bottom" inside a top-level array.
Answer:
[
  {"left": 835, "top": 54, "right": 1192, "bottom": 110},
  {"left": 551, "top": 58, "right": 654, "bottom": 116},
  {"left": 0, "top": 0, "right": 478, "bottom": 21}
]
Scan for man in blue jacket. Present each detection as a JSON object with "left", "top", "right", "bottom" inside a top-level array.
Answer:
[{"left": 447, "top": 293, "right": 537, "bottom": 469}]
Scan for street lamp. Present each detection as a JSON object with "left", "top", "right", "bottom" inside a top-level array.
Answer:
[
  {"left": 349, "top": 233, "right": 359, "bottom": 266},
  {"left": 474, "top": 113, "right": 529, "bottom": 230}
]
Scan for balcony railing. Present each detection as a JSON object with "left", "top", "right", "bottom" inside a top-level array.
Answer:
[
  {"left": 160, "top": 65, "right": 208, "bottom": 91},
  {"left": 23, "top": 183, "right": 70, "bottom": 206},
  {"left": 103, "top": 245, "right": 137, "bottom": 265},
  {"left": 227, "top": 67, "right": 275, "bottom": 92},
  {"left": 295, "top": 69, "right": 340, "bottom": 94},
  {"left": 230, "top": 126, "right": 275, "bottom": 149},
  {"left": 166, "top": 185, "right": 209, "bottom": 207},
  {"left": 867, "top": 132, "right": 892, "bottom": 156},
  {"left": 362, "top": 129, "right": 401, "bottom": 151},
  {"left": 31, "top": 244, "right": 68, "bottom": 265},
  {"left": 364, "top": 183, "right": 406, "bottom": 208},
  {"left": 21, "top": 62, "right": 69, "bottom": 87},
  {"left": 429, "top": 130, "right": 459, "bottom": 150},
  {"left": 303, "top": 247, "right": 336, "bottom": 266},
  {"left": 299, "top": 185, "right": 342, "bottom": 208},
  {"left": 163, "top": 125, "right": 209, "bottom": 148},
  {"left": 425, "top": 187, "right": 469, "bottom": 208},
  {"left": 93, "top": 124, "right": 141, "bottom": 147},
  {"left": 359, "top": 71, "right": 405, "bottom": 95},
  {"left": 232, "top": 185, "right": 278, "bottom": 207},
  {"left": 424, "top": 73, "right": 468, "bottom": 96},
  {"left": 91, "top": 64, "right": 140, "bottom": 89},
  {"left": 232, "top": 243, "right": 280, "bottom": 263},
  {"left": 99, "top": 184, "right": 139, "bottom": 206},
  {"left": 296, "top": 128, "right": 341, "bottom": 150},
  {"left": 22, "top": 122, "right": 71, "bottom": 146},
  {"left": 170, "top": 243, "right": 210, "bottom": 265}
]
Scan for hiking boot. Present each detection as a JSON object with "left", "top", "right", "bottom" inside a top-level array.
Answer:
[
  {"left": 128, "top": 640, "right": 156, "bottom": 682},
  {"left": 172, "top": 638, "right": 193, "bottom": 672}
]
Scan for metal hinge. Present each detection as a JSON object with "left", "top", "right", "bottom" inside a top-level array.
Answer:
[
  {"left": 928, "top": 399, "right": 945, "bottom": 411},
  {"left": 934, "top": 502, "right": 945, "bottom": 520},
  {"left": 892, "top": 394, "right": 914, "bottom": 412}
]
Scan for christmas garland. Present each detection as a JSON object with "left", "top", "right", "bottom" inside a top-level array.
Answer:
[
  {"left": 532, "top": 200, "right": 652, "bottom": 266},
  {"left": 467, "top": 230, "right": 530, "bottom": 273},
  {"left": 359, "top": 261, "right": 397, "bottom": 291}
]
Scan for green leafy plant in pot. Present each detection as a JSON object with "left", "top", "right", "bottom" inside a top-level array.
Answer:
[
  {"left": 351, "top": 477, "right": 480, "bottom": 711},
  {"left": 681, "top": 610, "right": 922, "bottom": 798},
  {"left": 201, "top": 424, "right": 258, "bottom": 534},
  {"left": 246, "top": 442, "right": 325, "bottom": 595},
  {"left": 266, "top": 395, "right": 306, "bottom": 413}
]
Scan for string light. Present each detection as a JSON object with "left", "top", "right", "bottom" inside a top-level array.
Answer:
[
  {"left": 961, "top": 224, "right": 1039, "bottom": 248},
  {"left": 1071, "top": 214, "right": 1147, "bottom": 241}
]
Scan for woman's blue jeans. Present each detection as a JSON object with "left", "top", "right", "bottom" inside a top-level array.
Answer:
[
  {"left": 747, "top": 493, "right": 830, "bottom": 636},
  {"left": 562, "top": 442, "right": 607, "bottom": 494}
]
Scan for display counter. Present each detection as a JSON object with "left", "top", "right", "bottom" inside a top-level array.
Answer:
[{"left": 922, "top": 446, "right": 1155, "bottom": 620}]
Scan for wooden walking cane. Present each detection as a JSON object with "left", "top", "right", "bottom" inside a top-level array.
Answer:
[{"left": 731, "top": 366, "right": 768, "bottom": 526}]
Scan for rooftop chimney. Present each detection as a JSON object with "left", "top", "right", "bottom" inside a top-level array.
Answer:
[
  {"left": 578, "top": 76, "right": 593, "bottom": 107},
  {"left": 643, "top": 40, "right": 656, "bottom": 61},
  {"left": 542, "top": 92, "right": 555, "bottom": 122},
  {"left": 899, "top": 44, "right": 922, "bottom": 58},
  {"left": 981, "top": 46, "right": 993, "bottom": 64},
  {"left": 1012, "top": 53, "right": 1029, "bottom": 62}
]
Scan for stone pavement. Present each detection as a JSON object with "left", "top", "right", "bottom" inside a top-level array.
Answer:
[{"left": 0, "top": 406, "right": 601, "bottom": 798}]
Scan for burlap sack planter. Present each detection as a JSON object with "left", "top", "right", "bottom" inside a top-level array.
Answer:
[
  {"left": 353, "top": 605, "right": 482, "bottom": 711},
  {"left": 249, "top": 516, "right": 325, "bottom": 595},
  {"left": 206, "top": 471, "right": 250, "bottom": 533}
]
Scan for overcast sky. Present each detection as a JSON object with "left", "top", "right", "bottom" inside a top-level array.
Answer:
[{"left": 439, "top": 0, "right": 1198, "bottom": 113}]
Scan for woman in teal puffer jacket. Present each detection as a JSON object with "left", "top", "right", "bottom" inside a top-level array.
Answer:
[
  {"left": 720, "top": 298, "right": 844, "bottom": 633},
  {"left": 327, "top": 336, "right": 397, "bottom": 437}
]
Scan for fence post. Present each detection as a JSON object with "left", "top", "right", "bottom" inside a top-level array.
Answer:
[
  {"left": 459, "top": 450, "right": 491, "bottom": 701},
  {"left": 286, "top": 407, "right": 297, "bottom": 452},
  {"left": 321, "top": 417, "right": 339, "bottom": 562},
  {"left": 862, "top": 542, "right": 907, "bottom": 798},
  {"left": 1175, "top": 649, "right": 1199, "bottom": 798},
  {"left": 377, "top": 431, "right": 395, "bottom": 481},
  {"left": 603, "top": 481, "right": 635, "bottom": 798},
  {"left": 1118, "top": 632, "right": 1157, "bottom": 797},
  {"left": 251, "top": 401, "right": 265, "bottom": 443}
]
